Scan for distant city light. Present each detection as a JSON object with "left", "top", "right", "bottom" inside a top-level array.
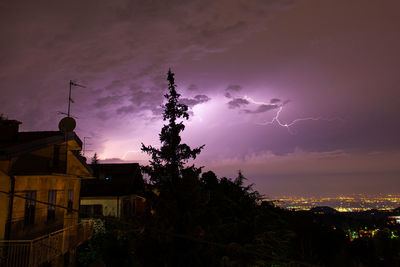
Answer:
[
  {"left": 388, "top": 216, "right": 400, "bottom": 224},
  {"left": 268, "top": 194, "right": 400, "bottom": 212}
]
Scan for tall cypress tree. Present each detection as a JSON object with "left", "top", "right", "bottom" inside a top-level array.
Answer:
[
  {"left": 140, "top": 70, "right": 207, "bottom": 266},
  {"left": 141, "top": 69, "right": 204, "bottom": 184}
]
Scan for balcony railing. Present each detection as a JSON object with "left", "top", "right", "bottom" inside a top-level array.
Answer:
[{"left": 0, "top": 220, "right": 93, "bottom": 267}]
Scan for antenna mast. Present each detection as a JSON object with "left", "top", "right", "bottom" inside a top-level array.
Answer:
[
  {"left": 68, "top": 80, "right": 86, "bottom": 117},
  {"left": 83, "top": 137, "right": 93, "bottom": 156}
]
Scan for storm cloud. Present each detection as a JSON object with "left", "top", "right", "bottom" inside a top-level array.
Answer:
[
  {"left": 226, "top": 85, "right": 242, "bottom": 92},
  {"left": 227, "top": 98, "right": 250, "bottom": 109},
  {"left": 243, "top": 104, "right": 278, "bottom": 114},
  {"left": 181, "top": 95, "right": 211, "bottom": 108},
  {"left": 2, "top": 0, "right": 400, "bottom": 196}
]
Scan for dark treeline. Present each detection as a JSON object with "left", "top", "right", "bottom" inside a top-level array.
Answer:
[{"left": 77, "top": 71, "right": 400, "bottom": 266}]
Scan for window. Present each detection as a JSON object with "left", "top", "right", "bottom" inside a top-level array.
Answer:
[
  {"left": 47, "top": 190, "right": 57, "bottom": 222},
  {"left": 24, "top": 191, "right": 36, "bottom": 226},
  {"left": 67, "top": 189, "right": 73, "bottom": 213}
]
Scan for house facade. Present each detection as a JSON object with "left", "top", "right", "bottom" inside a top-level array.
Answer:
[
  {"left": 80, "top": 163, "right": 146, "bottom": 219},
  {"left": 0, "top": 119, "right": 93, "bottom": 267}
]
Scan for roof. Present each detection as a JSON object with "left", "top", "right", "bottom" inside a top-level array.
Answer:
[
  {"left": 81, "top": 163, "right": 144, "bottom": 197},
  {"left": 0, "top": 131, "right": 82, "bottom": 159},
  {"left": 71, "top": 150, "right": 93, "bottom": 171},
  {"left": 90, "top": 163, "right": 140, "bottom": 180},
  {"left": 80, "top": 183, "right": 140, "bottom": 197}
]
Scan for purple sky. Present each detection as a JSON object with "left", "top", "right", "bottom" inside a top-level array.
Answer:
[{"left": 1, "top": 0, "right": 400, "bottom": 196}]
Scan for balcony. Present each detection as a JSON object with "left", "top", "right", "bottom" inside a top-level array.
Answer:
[{"left": 0, "top": 220, "right": 93, "bottom": 267}]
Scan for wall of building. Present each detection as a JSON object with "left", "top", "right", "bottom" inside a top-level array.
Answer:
[
  {"left": 10, "top": 174, "right": 80, "bottom": 239},
  {"left": 80, "top": 197, "right": 120, "bottom": 217},
  {"left": 80, "top": 195, "right": 145, "bottom": 218},
  {"left": 67, "top": 150, "right": 90, "bottom": 178},
  {"left": 11, "top": 145, "right": 66, "bottom": 174},
  {"left": 0, "top": 139, "right": 90, "bottom": 240},
  {"left": 0, "top": 169, "right": 11, "bottom": 239}
]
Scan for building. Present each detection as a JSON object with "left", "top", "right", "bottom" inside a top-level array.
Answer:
[
  {"left": 0, "top": 118, "right": 93, "bottom": 267},
  {"left": 80, "top": 163, "right": 145, "bottom": 219}
]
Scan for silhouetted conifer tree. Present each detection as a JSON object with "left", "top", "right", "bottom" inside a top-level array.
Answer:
[
  {"left": 91, "top": 153, "right": 99, "bottom": 165},
  {"left": 141, "top": 69, "right": 204, "bottom": 184},
  {"left": 90, "top": 153, "right": 100, "bottom": 179}
]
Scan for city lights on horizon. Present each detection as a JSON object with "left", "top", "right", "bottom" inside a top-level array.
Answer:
[{"left": 267, "top": 193, "right": 400, "bottom": 212}]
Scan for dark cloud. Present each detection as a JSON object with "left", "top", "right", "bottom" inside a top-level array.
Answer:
[
  {"left": 180, "top": 94, "right": 211, "bottom": 108},
  {"left": 116, "top": 0, "right": 293, "bottom": 52},
  {"left": 94, "top": 95, "right": 125, "bottom": 108},
  {"left": 262, "top": 0, "right": 295, "bottom": 9},
  {"left": 227, "top": 98, "right": 250, "bottom": 109},
  {"left": 226, "top": 85, "right": 242, "bottom": 92},
  {"left": 270, "top": 98, "right": 281, "bottom": 104},
  {"left": 116, "top": 105, "right": 135, "bottom": 115},
  {"left": 116, "top": 88, "right": 163, "bottom": 116},
  {"left": 95, "top": 111, "right": 112, "bottom": 120},
  {"left": 0, "top": 0, "right": 293, "bottom": 127},
  {"left": 224, "top": 92, "right": 233, "bottom": 99},
  {"left": 115, "top": 78, "right": 209, "bottom": 117},
  {"left": 187, "top": 84, "right": 198, "bottom": 91},
  {"left": 244, "top": 104, "right": 278, "bottom": 114},
  {"left": 105, "top": 80, "right": 123, "bottom": 90}
]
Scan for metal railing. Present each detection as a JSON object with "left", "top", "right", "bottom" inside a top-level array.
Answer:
[{"left": 0, "top": 220, "right": 93, "bottom": 267}]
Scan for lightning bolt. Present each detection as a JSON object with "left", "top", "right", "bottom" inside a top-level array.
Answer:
[
  {"left": 243, "top": 96, "right": 343, "bottom": 134},
  {"left": 243, "top": 96, "right": 270, "bottom": 105}
]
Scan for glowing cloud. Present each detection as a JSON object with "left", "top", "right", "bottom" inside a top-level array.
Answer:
[{"left": 243, "top": 96, "right": 343, "bottom": 134}]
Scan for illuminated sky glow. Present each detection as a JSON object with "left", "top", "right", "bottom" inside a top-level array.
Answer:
[{"left": 1, "top": 0, "right": 400, "bottom": 196}]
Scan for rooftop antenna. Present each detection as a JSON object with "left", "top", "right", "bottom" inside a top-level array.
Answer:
[
  {"left": 83, "top": 137, "right": 93, "bottom": 156},
  {"left": 57, "top": 111, "right": 78, "bottom": 119},
  {"left": 57, "top": 80, "right": 85, "bottom": 172},
  {"left": 68, "top": 80, "right": 86, "bottom": 117}
]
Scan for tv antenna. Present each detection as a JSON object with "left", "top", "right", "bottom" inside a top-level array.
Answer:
[
  {"left": 67, "top": 80, "right": 86, "bottom": 117},
  {"left": 83, "top": 137, "right": 93, "bottom": 156},
  {"left": 57, "top": 111, "right": 79, "bottom": 119}
]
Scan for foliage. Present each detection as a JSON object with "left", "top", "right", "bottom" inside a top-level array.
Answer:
[
  {"left": 141, "top": 69, "right": 204, "bottom": 184},
  {"left": 77, "top": 219, "right": 136, "bottom": 267},
  {"left": 138, "top": 70, "right": 285, "bottom": 265},
  {"left": 91, "top": 153, "right": 99, "bottom": 165}
]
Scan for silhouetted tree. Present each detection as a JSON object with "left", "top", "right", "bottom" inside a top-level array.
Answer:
[
  {"left": 91, "top": 153, "right": 99, "bottom": 165},
  {"left": 141, "top": 69, "right": 204, "bottom": 185},
  {"left": 139, "top": 70, "right": 206, "bottom": 265},
  {"left": 138, "top": 72, "right": 290, "bottom": 265},
  {"left": 90, "top": 153, "right": 100, "bottom": 179}
]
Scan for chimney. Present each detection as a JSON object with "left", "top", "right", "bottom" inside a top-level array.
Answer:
[{"left": 0, "top": 118, "right": 22, "bottom": 142}]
